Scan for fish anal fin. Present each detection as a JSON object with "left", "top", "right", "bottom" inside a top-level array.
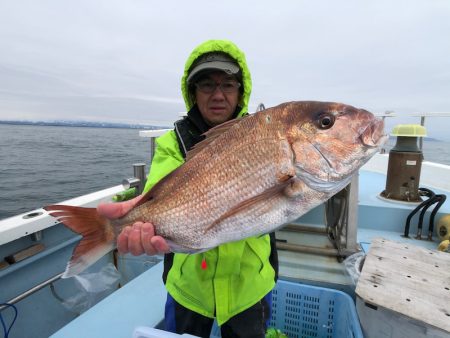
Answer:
[
  {"left": 44, "top": 204, "right": 116, "bottom": 278},
  {"left": 186, "top": 117, "right": 245, "bottom": 161},
  {"left": 204, "top": 179, "right": 292, "bottom": 233}
]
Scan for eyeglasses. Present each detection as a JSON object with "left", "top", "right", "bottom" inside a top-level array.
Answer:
[{"left": 195, "top": 80, "right": 241, "bottom": 94}]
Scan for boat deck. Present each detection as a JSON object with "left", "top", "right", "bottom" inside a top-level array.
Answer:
[
  {"left": 50, "top": 262, "right": 166, "bottom": 338},
  {"left": 276, "top": 169, "right": 449, "bottom": 288},
  {"left": 2, "top": 154, "right": 450, "bottom": 338}
]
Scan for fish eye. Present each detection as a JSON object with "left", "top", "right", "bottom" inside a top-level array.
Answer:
[{"left": 316, "top": 113, "right": 335, "bottom": 130}]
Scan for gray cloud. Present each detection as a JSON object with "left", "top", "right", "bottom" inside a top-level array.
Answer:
[{"left": 1, "top": 0, "right": 449, "bottom": 138}]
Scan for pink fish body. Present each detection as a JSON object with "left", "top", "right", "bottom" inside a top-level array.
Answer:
[{"left": 46, "top": 101, "right": 387, "bottom": 277}]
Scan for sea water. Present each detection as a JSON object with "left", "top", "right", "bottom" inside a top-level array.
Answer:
[
  {"left": 1, "top": 124, "right": 449, "bottom": 220},
  {"left": 0, "top": 124, "right": 151, "bottom": 219}
]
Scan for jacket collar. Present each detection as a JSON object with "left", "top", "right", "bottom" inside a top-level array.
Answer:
[{"left": 187, "top": 104, "right": 243, "bottom": 134}]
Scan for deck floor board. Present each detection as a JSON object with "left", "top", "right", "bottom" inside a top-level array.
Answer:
[{"left": 356, "top": 238, "right": 450, "bottom": 333}]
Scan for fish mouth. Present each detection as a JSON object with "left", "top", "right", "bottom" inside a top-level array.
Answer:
[{"left": 359, "top": 118, "right": 388, "bottom": 148}]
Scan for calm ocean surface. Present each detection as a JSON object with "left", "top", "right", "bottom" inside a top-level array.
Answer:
[
  {"left": 1, "top": 124, "right": 450, "bottom": 220},
  {"left": 0, "top": 124, "right": 152, "bottom": 220}
]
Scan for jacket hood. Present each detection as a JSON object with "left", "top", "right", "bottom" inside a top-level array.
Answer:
[{"left": 181, "top": 40, "right": 252, "bottom": 118}]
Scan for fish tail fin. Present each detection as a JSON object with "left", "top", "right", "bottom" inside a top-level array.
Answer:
[{"left": 45, "top": 204, "right": 116, "bottom": 278}]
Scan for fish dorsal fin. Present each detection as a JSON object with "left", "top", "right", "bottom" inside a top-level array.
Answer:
[
  {"left": 186, "top": 117, "right": 245, "bottom": 161},
  {"left": 204, "top": 177, "right": 293, "bottom": 233},
  {"left": 133, "top": 117, "right": 246, "bottom": 207}
]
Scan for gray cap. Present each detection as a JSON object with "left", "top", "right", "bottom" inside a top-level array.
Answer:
[{"left": 187, "top": 52, "right": 240, "bottom": 83}]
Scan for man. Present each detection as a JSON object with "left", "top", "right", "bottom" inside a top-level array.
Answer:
[{"left": 98, "top": 39, "right": 278, "bottom": 338}]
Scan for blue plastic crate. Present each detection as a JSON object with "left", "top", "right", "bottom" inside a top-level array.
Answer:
[
  {"left": 210, "top": 280, "right": 363, "bottom": 338},
  {"left": 269, "top": 280, "right": 363, "bottom": 338}
]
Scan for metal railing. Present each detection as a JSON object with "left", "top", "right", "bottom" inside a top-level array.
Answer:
[{"left": 0, "top": 272, "right": 63, "bottom": 312}]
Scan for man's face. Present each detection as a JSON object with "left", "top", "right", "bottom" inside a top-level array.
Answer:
[{"left": 194, "top": 72, "right": 241, "bottom": 127}]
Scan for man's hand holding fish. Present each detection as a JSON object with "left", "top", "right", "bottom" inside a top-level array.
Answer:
[{"left": 97, "top": 196, "right": 169, "bottom": 256}]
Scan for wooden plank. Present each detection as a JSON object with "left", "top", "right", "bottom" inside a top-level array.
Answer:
[
  {"left": 4, "top": 243, "right": 45, "bottom": 264},
  {"left": 0, "top": 260, "right": 9, "bottom": 270},
  {"left": 356, "top": 238, "right": 450, "bottom": 333}
]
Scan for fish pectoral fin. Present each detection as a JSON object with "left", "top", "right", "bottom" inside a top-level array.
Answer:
[
  {"left": 283, "top": 177, "right": 305, "bottom": 198},
  {"left": 204, "top": 180, "right": 293, "bottom": 233}
]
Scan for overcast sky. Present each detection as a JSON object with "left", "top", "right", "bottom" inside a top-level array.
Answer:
[{"left": 0, "top": 0, "right": 449, "bottom": 139}]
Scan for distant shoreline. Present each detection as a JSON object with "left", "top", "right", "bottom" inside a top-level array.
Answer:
[
  {"left": 0, "top": 120, "right": 443, "bottom": 142},
  {"left": 0, "top": 120, "right": 168, "bottom": 130}
]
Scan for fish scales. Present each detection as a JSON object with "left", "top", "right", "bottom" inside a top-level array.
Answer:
[
  {"left": 45, "top": 101, "right": 387, "bottom": 277},
  {"left": 129, "top": 113, "right": 290, "bottom": 248}
]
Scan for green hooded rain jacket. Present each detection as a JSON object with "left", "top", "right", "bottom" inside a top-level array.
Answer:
[{"left": 142, "top": 40, "right": 275, "bottom": 326}]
